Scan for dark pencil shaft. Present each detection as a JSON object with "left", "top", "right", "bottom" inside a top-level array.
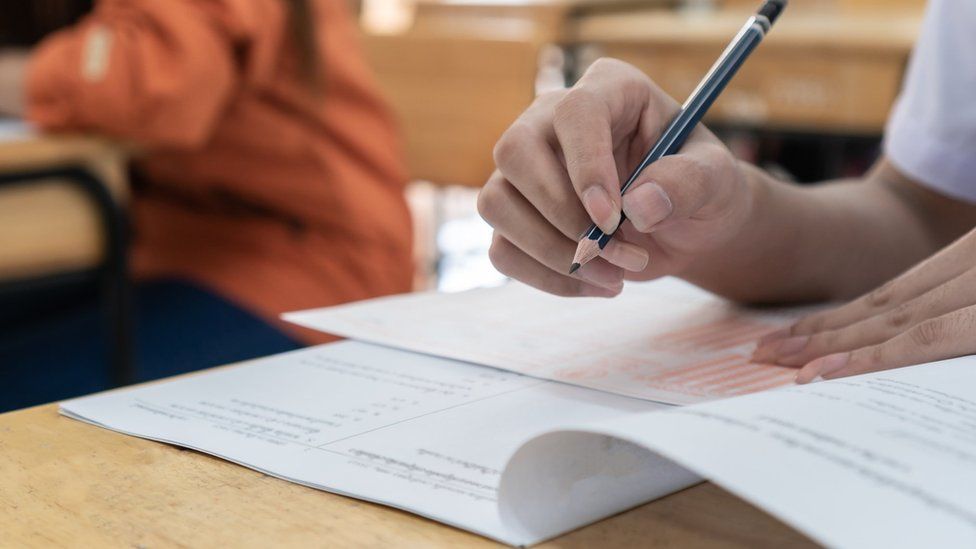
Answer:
[{"left": 580, "top": 16, "right": 769, "bottom": 251}]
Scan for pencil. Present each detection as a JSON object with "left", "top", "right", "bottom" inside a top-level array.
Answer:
[{"left": 569, "top": 0, "right": 788, "bottom": 275}]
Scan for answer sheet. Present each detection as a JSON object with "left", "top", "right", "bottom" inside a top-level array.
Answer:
[
  {"left": 61, "top": 341, "right": 685, "bottom": 546},
  {"left": 284, "top": 279, "right": 800, "bottom": 405},
  {"left": 504, "top": 357, "right": 976, "bottom": 548}
]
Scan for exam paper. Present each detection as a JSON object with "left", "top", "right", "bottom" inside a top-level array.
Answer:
[
  {"left": 61, "top": 341, "right": 682, "bottom": 546},
  {"left": 62, "top": 336, "right": 976, "bottom": 547},
  {"left": 502, "top": 358, "right": 976, "bottom": 548},
  {"left": 284, "top": 278, "right": 799, "bottom": 405}
]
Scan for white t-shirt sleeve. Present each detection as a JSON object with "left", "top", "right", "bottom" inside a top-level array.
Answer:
[{"left": 884, "top": 0, "right": 976, "bottom": 202}]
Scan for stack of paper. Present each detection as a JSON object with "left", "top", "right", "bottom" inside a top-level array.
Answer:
[{"left": 61, "top": 280, "right": 976, "bottom": 547}]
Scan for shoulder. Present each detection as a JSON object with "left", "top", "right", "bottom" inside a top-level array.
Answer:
[{"left": 883, "top": 0, "right": 976, "bottom": 203}]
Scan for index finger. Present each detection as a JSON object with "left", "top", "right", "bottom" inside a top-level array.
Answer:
[{"left": 551, "top": 59, "right": 657, "bottom": 233}]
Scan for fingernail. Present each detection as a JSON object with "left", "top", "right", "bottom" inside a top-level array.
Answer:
[
  {"left": 796, "top": 352, "right": 849, "bottom": 384},
  {"left": 794, "top": 373, "right": 824, "bottom": 385},
  {"left": 582, "top": 186, "right": 620, "bottom": 233},
  {"left": 753, "top": 334, "right": 808, "bottom": 363},
  {"left": 601, "top": 241, "right": 649, "bottom": 272},
  {"left": 623, "top": 182, "right": 672, "bottom": 232},
  {"left": 817, "top": 352, "right": 850, "bottom": 377},
  {"left": 577, "top": 262, "right": 624, "bottom": 289}
]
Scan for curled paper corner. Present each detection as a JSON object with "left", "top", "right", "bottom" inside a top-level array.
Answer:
[{"left": 497, "top": 429, "right": 701, "bottom": 545}]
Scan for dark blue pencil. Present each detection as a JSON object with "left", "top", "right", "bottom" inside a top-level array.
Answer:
[{"left": 569, "top": 0, "right": 788, "bottom": 274}]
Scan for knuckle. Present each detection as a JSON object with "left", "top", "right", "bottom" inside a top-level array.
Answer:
[
  {"left": 867, "top": 344, "right": 886, "bottom": 367},
  {"left": 477, "top": 181, "right": 504, "bottom": 224},
  {"left": 566, "top": 149, "right": 607, "bottom": 177},
  {"left": 534, "top": 89, "right": 567, "bottom": 107},
  {"left": 553, "top": 88, "right": 601, "bottom": 125},
  {"left": 584, "top": 57, "right": 640, "bottom": 82},
  {"left": 586, "top": 57, "right": 623, "bottom": 75},
  {"left": 885, "top": 303, "right": 915, "bottom": 330},
  {"left": 556, "top": 150, "right": 609, "bottom": 183},
  {"left": 814, "top": 329, "right": 838, "bottom": 349},
  {"left": 493, "top": 121, "right": 536, "bottom": 170},
  {"left": 865, "top": 281, "right": 895, "bottom": 309},
  {"left": 910, "top": 318, "right": 947, "bottom": 348},
  {"left": 487, "top": 236, "right": 513, "bottom": 272}
]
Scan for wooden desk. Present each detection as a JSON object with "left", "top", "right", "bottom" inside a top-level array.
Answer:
[
  {"left": 1, "top": 402, "right": 817, "bottom": 547},
  {"left": 0, "top": 132, "right": 128, "bottom": 281},
  {"left": 570, "top": 8, "right": 923, "bottom": 133}
]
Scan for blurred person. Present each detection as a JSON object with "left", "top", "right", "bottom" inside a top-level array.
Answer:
[
  {"left": 479, "top": 0, "right": 976, "bottom": 384},
  {"left": 0, "top": 0, "right": 412, "bottom": 411}
]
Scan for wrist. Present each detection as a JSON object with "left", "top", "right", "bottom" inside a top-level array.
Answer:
[{"left": 736, "top": 160, "right": 771, "bottom": 244}]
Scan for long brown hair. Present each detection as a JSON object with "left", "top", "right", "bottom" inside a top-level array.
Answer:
[{"left": 1, "top": 0, "right": 323, "bottom": 91}]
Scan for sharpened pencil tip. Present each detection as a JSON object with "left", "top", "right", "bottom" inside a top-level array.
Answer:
[{"left": 568, "top": 263, "right": 581, "bottom": 275}]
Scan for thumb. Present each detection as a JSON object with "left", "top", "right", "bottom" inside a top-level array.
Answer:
[
  {"left": 622, "top": 142, "right": 728, "bottom": 233},
  {"left": 620, "top": 178, "right": 674, "bottom": 233}
]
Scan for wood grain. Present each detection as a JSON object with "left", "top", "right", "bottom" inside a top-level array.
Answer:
[
  {"left": 572, "top": 8, "right": 923, "bottom": 133},
  {"left": 363, "top": 33, "right": 539, "bottom": 188},
  {"left": 364, "top": 1, "right": 923, "bottom": 188},
  {"left": 0, "top": 403, "right": 818, "bottom": 548}
]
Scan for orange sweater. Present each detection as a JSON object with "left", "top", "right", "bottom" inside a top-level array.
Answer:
[{"left": 26, "top": 0, "right": 413, "bottom": 343}]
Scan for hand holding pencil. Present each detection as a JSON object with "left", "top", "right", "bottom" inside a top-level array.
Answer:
[
  {"left": 570, "top": 0, "right": 785, "bottom": 273},
  {"left": 479, "top": 1, "right": 786, "bottom": 298}
]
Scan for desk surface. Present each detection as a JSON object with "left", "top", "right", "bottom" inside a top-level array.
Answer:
[
  {"left": 572, "top": 8, "right": 922, "bottom": 52},
  {"left": 571, "top": 8, "right": 922, "bottom": 133},
  {"left": 0, "top": 402, "right": 817, "bottom": 547},
  {"left": 0, "top": 132, "right": 128, "bottom": 281},
  {"left": 0, "top": 124, "right": 127, "bottom": 188}
]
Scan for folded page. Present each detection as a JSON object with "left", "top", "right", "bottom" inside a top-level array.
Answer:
[
  {"left": 61, "top": 341, "right": 685, "bottom": 546},
  {"left": 284, "top": 278, "right": 800, "bottom": 405},
  {"left": 501, "top": 358, "right": 976, "bottom": 548}
]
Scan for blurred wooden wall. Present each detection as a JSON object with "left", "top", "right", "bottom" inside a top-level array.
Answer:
[{"left": 359, "top": 0, "right": 926, "bottom": 187}]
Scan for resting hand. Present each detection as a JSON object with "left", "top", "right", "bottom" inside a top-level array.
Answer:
[
  {"left": 478, "top": 59, "right": 752, "bottom": 297},
  {"left": 753, "top": 227, "right": 976, "bottom": 383}
]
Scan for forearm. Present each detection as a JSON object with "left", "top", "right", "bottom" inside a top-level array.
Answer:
[{"left": 681, "top": 159, "right": 976, "bottom": 303}]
